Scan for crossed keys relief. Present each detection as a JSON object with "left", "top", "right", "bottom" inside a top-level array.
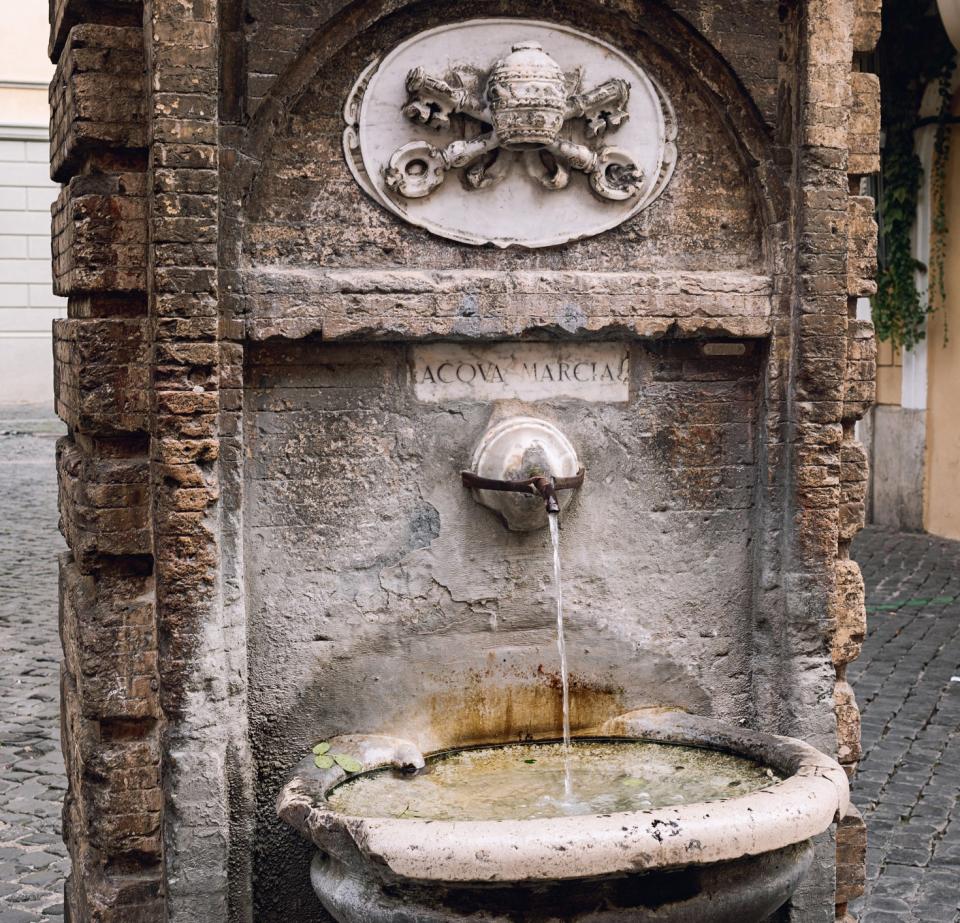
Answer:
[{"left": 382, "top": 40, "right": 645, "bottom": 202}]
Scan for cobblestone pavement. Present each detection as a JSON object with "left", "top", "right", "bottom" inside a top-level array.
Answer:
[
  {"left": 849, "top": 527, "right": 960, "bottom": 923},
  {"left": 1, "top": 406, "right": 958, "bottom": 921},
  {"left": 0, "top": 407, "right": 67, "bottom": 923}
]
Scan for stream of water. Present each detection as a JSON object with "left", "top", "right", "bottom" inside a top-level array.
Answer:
[
  {"left": 328, "top": 506, "right": 784, "bottom": 822},
  {"left": 548, "top": 511, "right": 573, "bottom": 799}
]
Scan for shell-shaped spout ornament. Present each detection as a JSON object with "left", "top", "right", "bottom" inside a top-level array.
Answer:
[
  {"left": 384, "top": 141, "right": 447, "bottom": 198},
  {"left": 465, "top": 416, "right": 583, "bottom": 531}
]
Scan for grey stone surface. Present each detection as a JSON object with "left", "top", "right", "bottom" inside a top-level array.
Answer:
[
  {"left": 246, "top": 340, "right": 763, "bottom": 916},
  {"left": 849, "top": 526, "right": 960, "bottom": 922},
  {"left": 863, "top": 406, "right": 927, "bottom": 532},
  {"left": 0, "top": 407, "right": 68, "bottom": 923}
]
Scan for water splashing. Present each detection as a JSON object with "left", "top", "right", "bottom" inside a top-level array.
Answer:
[{"left": 548, "top": 511, "right": 573, "bottom": 799}]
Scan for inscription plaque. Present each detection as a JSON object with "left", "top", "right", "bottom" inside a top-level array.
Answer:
[{"left": 412, "top": 343, "right": 629, "bottom": 402}]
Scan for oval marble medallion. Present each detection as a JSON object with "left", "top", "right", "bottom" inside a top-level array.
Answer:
[{"left": 343, "top": 19, "right": 677, "bottom": 248}]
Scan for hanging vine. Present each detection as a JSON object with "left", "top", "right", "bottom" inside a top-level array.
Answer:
[
  {"left": 873, "top": 1, "right": 955, "bottom": 350},
  {"left": 928, "top": 63, "right": 956, "bottom": 335},
  {"left": 873, "top": 110, "right": 926, "bottom": 348}
]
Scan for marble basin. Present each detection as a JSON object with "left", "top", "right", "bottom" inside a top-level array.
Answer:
[{"left": 277, "top": 711, "right": 848, "bottom": 923}]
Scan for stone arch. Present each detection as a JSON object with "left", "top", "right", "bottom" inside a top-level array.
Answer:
[{"left": 232, "top": 0, "right": 789, "bottom": 253}]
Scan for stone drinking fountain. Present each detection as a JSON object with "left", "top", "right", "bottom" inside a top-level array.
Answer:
[
  {"left": 252, "top": 15, "right": 867, "bottom": 921},
  {"left": 277, "top": 413, "right": 849, "bottom": 922},
  {"left": 241, "top": 17, "right": 869, "bottom": 920},
  {"left": 279, "top": 713, "right": 847, "bottom": 922},
  {"left": 51, "top": 2, "right": 877, "bottom": 921}
]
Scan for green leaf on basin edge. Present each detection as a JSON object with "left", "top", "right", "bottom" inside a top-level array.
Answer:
[
  {"left": 333, "top": 753, "right": 363, "bottom": 773},
  {"left": 523, "top": 759, "right": 537, "bottom": 764},
  {"left": 312, "top": 742, "right": 331, "bottom": 755},
  {"left": 314, "top": 754, "right": 334, "bottom": 770}
]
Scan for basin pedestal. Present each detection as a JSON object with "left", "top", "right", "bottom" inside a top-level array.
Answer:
[{"left": 310, "top": 843, "right": 813, "bottom": 923}]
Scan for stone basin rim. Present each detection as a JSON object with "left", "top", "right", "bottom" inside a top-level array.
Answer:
[{"left": 277, "top": 711, "right": 850, "bottom": 883}]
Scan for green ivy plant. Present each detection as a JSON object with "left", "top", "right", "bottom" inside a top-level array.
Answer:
[
  {"left": 928, "top": 65, "right": 956, "bottom": 339},
  {"left": 873, "top": 1, "right": 955, "bottom": 350}
]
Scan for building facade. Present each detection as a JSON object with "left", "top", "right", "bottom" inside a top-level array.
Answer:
[
  {"left": 0, "top": 1, "right": 65, "bottom": 406},
  {"left": 862, "top": 5, "right": 960, "bottom": 539}
]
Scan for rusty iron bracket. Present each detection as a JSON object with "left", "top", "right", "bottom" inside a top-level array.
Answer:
[{"left": 461, "top": 468, "right": 585, "bottom": 514}]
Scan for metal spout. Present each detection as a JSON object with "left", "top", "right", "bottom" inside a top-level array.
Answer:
[
  {"left": 538, "top": 477, "right": 561, "bottom": 515},
  {"left": 461, "top": 468, "right": 584, "bottom": 515}
]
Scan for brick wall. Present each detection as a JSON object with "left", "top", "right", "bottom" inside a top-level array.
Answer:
[
  {"left": 833, "top": 1, "right": 881, "bottom": 917},
  {"left": 48, "top": 0, "right": 161, "bottom": 918}
]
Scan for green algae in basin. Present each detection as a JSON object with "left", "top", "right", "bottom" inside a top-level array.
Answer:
[{"left": 327, "top": 739, "right": 781, "bottom": 822}]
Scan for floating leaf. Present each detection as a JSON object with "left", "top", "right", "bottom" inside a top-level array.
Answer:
[
  {"left": 622, "top": 778, "right": 648, "bottom": 787},
  {"left": 333, "top": 753, "right": 363, "bottom": 773},
  {"left": 314, "top": 754, "right": 334, "bottom": 770},
  {"left": 312, "top": 742, "right": 331, "bottom": 756},
  {"left": 523, "top": 759, "right": 537, "bottom": 764}
]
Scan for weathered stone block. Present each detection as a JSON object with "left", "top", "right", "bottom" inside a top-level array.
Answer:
[
  {"left": 50, "top": 24, "right": 146, "bottom": 182},
  {"left": 834, "top": 679, "right": 862, "bottom": 765},
  {"left": 802, "top": 82, "right": 852, "bottom": 152},
  {"left": 49, "top": 0, "right": 143, "bottom": 59},
  {"left": 848, "top": 72, "right": 880, "bottom": 176},
  {"left": 60, "top": 667, "right": 164, "bottom": 921},
  {"left": 852, "top": 0, "right": 882, "bottom": 52},
  {"left": 56, "top": 436, "right": 151, "bottom": 568},
  {"left": 65, "top": 862, "right": 165, "bottom": 923},
  {"left": 53, "top": 318, "right": 149, "bottom": 434},
  {"left": 831, "top": 559, "right": 866, "bottom": 666},
  {"left": 836, "top": 804, "right": 867, "bottom": 903},
  {"left": 844, "top": 319, "right": 877, "bottom": 421},
  {"left": 839, "top": 438, "right": 869, "bottom": 541},
  {"left": 155, "top": 436, "right": 220, "bottom": 465},
  {"left": 848, "top": 196, "right": 878, "bottom": 297},
  {"left": 60, "top": 555, "right": 159, "bottom": 721},
  {"left": 52, "top": 172, "right": 147, "bottom": 295},
  {"left": 61, "top": 683, "right": 162, "bottom": 841}
]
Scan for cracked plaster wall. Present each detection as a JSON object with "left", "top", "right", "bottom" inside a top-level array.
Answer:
[{"left": 244, "top": 340, "right": 762, "bottom": 918}]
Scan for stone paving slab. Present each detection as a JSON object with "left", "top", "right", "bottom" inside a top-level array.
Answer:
[
  {"left": 0, "top": 409, "right": 67, "bottom": 923},
  {"left": 849, "top": 527, "right": 960, "bottom": 923},
  {"left": 0, "top": 405, "right": 958, "bottom": 921}
]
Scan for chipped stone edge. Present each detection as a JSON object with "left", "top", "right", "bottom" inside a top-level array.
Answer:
[{"left": 277, "top": 711, "right": 849, "bottom": 883}]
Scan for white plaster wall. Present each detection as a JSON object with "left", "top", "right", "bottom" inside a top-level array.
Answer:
[
  {"left": 0, "top": 2, "right": 62, "bottom": 407},
  {"left": 0, "top": 0, "right": 54, "bottom": 87},
  {"left": 0, "top": 134, "right": 64, "bottom": 406}
]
